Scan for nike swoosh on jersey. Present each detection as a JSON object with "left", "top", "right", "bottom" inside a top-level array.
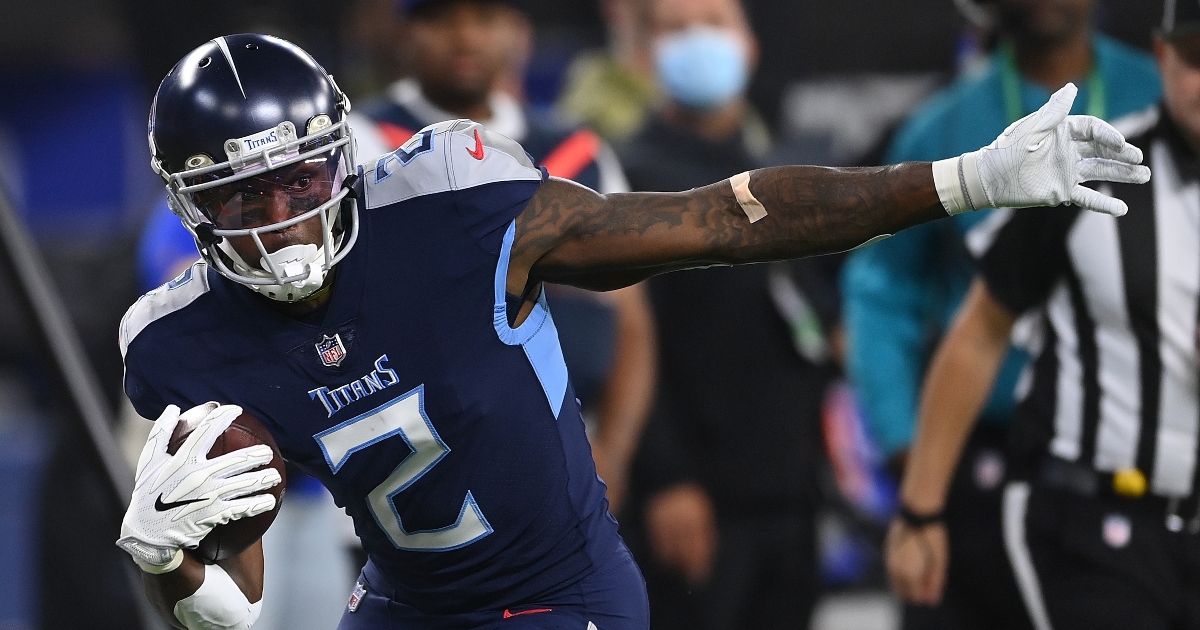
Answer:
[
  {"left": 155, "top": 495, "right": 206, "bottom": 511},
  {"left": 467, "top": 128, "right": 486, "bottom": 160},
  {"left": 502, "top": 607, "right": 553, "bottom": 619}
]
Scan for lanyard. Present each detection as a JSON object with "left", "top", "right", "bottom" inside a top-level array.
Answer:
[{"left": 998, "top": 43, "right": 1106, "bottom": 123}]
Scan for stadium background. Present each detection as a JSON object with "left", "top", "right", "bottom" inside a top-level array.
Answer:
[{"left": 0, "top": 1, "right": 1161, "bottom": 629}]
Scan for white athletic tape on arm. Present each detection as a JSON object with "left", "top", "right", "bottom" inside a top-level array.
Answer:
[
  {"left": 729, "top": 171, "right": 767, "bottom": 223},
  {"left": 931, "top": 153, "right": 988, "bottom": 216},
  {"left": 174, "top": 563, "right": 262, "bottom": 630}
]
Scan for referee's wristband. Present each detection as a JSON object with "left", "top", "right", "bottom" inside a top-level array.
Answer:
[{"left": 897, "top": 504, "right": 945, "bottom": 528}]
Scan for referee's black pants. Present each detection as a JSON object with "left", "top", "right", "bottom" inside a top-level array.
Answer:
[{"left": 1004, "top": 478, "right": 1200, "bottom": 630}]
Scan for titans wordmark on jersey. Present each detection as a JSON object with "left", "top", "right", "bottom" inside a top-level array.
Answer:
[{"left": 119, "top": 120, "right": 619, "bottom": 614}]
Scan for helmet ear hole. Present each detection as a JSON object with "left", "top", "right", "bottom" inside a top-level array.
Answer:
[
  {"left": 198, "top": 56, "right": 211, "bottom": 68},
  {"left": 307, "top": 114, "right": 332, "bottom": 135},
  {"left": 185, "top": 154, "right": 214, "bottom": 169}
]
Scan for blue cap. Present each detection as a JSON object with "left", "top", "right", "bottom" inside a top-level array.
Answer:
[{"left": 399, "top": 0, "right": 526, "bottom": 16}]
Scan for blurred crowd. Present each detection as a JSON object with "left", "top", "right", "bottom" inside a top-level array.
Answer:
[{"left": 0, "top": 0, "right": 1168, "bottom": 629}]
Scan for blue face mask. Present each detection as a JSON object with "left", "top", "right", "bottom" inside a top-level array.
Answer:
[{"left": 654, "top": 25, "right": 749, "bottom": 111}]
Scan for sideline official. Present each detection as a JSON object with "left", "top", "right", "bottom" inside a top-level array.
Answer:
[
  {"left": 888, "top": 3, "right": 1200, "bottom": 629},
  {"left": 845, "top": 1, "right": 1161, "bottom": 627}
]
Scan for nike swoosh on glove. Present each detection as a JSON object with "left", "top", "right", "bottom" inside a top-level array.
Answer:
[
  {"left": 116, "top": 402, "right": 281, "bottom": 573},
  {"left": 932, "top": 82, "right": 1152, "bottom": 217}
]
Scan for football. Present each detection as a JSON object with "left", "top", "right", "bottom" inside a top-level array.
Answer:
[{"left": 167, "top": 410, "right": 286, "bottom": 563}]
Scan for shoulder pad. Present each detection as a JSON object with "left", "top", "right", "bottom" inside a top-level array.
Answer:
[
  {"left": 119, "top": 261, "right": 211, "bottom": 358},
  {"left": 364, "top": 119, "right": 543, "bottom": 209}
]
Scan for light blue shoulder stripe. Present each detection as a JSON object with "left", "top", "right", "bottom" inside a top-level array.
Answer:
[
  {"left": 119, "top": 261, "right": 211, "bottom": 359},
  {"left": 493, "top": 222, "right": 569, "bottom": 419}
]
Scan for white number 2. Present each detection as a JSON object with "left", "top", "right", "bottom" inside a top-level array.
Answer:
[{"left": 314, "top": 386, "right": 492, "bottom": 551}]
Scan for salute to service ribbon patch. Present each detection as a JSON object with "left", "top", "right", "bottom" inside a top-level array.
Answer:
[{"left": 348, "top": 582, "right": 366, "bottom": 612}]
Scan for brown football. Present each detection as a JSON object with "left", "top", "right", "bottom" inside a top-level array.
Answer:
[{"left": 167, "top": 410, "right": 286, "bottom": 563}]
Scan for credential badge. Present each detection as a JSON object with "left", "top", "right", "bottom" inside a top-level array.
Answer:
[{"left": 316, "top": 333, "right": 348, "bottom": 368}]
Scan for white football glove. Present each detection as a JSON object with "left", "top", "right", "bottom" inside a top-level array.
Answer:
[
  {"left": 116, "top": 402, "right": 281, "bottom": 573},
  {"left": 933, "top": 82, "right": 1152, "bottom": 217}
]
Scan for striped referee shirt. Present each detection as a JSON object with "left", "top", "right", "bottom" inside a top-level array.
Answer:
[{"left": 967, "top": 104, "right": 1200, "bottom": 498}]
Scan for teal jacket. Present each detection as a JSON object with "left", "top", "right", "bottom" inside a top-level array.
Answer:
[{"left": 841, "top": 34, "right": 1162, "bottom": 458}]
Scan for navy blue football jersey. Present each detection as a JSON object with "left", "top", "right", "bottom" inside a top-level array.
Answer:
[{"left": 120, "top": 120, "right": 620, "bottom": 614}]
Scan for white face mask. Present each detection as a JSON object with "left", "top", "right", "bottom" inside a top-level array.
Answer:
[
  {"left": 208, "top": 155, "right": 353, "bottom": 302},
  {"left": 653, "top": 25, "right": 750, "bottom": 111},
  {"left": 163, "top": 114, "right": 361, "bottom": 303}
]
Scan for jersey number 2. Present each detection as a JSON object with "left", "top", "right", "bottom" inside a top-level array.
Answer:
[{"left": 314, "top": 385, "right": 492, "bottom": 551}]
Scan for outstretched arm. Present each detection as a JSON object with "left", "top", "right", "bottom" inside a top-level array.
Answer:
[
  {"left": 507, "top": 83, "right": 1149, "bottom": 296},
  {"left": 509, "top": 163, "right": 943, "bottom": 295}
]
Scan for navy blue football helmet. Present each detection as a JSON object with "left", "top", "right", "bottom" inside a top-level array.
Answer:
[{"left": 149, "top": 33, "right": 358, "bottom": 301}]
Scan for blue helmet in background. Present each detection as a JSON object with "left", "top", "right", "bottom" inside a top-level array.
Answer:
[{"left": 149, "top": 33, "right": 359, "bottom": 302}]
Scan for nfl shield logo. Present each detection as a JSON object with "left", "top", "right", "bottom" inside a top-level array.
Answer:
[
  {"left": 347, "top": 581, "right": 366, "bottom": 612},
  {"left": 316, "top": 333, "right": 347, "bottom": 367},
  {"left": 1103, "top": 513, "right": 1131, "bottom": 549}
]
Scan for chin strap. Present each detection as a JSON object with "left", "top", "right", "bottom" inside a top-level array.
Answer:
[
  {"left": 296, "top": 274, "right": 336, "bottom": 303},
  {"left": 195, "top": 223, "right": 222, "bottom": 246},
  {"left": 253, "top": 243, "right": 328, "bottom": 302},
  {"left": 341, "top": 173, "right": 359, "bottom": 199}
]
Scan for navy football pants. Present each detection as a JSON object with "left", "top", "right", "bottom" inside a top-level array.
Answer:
[{"left": 336, "top": 541, "right": 649, "bottom": 630}]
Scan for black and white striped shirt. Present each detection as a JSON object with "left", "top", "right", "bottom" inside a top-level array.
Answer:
[{"left": 968, "top": 104, "right": 1200, "bottom": 498}]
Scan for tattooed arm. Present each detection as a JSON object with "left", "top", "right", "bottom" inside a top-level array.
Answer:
[
  {"left": 506, "top": 84, "right": 1151, "bottom": 296},
  {"left": 507, "top": 163, "right": 945, "bottom": 296}
]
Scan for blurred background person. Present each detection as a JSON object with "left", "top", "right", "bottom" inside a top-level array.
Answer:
[
  {"left": 889, "top": 3, "right": 1200, "bottom": 627},
  {"left": 556, "top": 0, "right": 660, "bottom": 143},
  {"left": 841, "top": 0, "right": 1161, "bottom": 627},
  {"left": 359, "top": 0, "right": 657, "bottom": 515},
  {"left": 338, "top": 0, "right": 413, "bottom": 103},
  {"left": 617, "top": 1, "right": 840, "bottom": 629},
  {"left": 361, "top": 0, "right": 626, "bottom": 191}
]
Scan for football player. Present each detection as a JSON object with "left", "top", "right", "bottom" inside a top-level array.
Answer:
[
  {"left": 116, "top": 34, "right": 1148, "bottom": 630},
  {"left": 359, "top": 0, "right": 654, "bottom": 517}
]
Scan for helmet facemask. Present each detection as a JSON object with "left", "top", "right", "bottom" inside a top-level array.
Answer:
[{"left": 158, "top": 113, "right": 360, "bottom": 302}]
